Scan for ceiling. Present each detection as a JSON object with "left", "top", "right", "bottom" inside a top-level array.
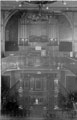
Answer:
[{"left": 1, "top": 0, "right": 77, "bottom": 13}]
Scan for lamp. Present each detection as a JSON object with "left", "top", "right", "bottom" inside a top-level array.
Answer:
[{"left": 62, "top": 0, "right": 67, "bottom": 5}]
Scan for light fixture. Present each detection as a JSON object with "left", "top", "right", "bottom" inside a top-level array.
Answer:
[
  {"left": 50, "top": 38, "right": 53, "bottom": 41},
  {"left": 35, "top": 98, "right": 39, "bottom": 105},
  {"left": 16, "top": 0, "right": 19, "bottom": 2},
  {"left": 22, "top": 38, "right": 24, "bottom": 42},
  {"left": 19, "top": 105, "right": 23, "bottom": 109},
  {"left": 19, "top": 4, "right": 22, "bottom": 7},
  {"left": 54, "top": 105, "right": 59, "bottom": 110},
  {"left": 62, "top": 1, "right": 67, "bottom": 5},
  {"left": 66, "top": 7, "right": 69, "bottom": 10},
  {"left": 18, "top": 87, "right": 23, "bottom": 93},
  {"left": 46, "top": 6, "right": 49, "bottom": 10},
  {"left": 37, "top": 71, "right": 41, "bottom": 74},
  {"left": 10, "top": 54, "right": 14, "bottom": 56},
  {"left": 57, "top": 66, "right": 60, "bottom": 70}
]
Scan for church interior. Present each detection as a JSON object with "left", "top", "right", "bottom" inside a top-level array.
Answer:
[{"left": 1, "top": 0, "right": 77, "bottom": 120}]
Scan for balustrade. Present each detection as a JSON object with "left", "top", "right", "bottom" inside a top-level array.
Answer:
[{"left": 2, "top": 48, "right": 60, "bottom": 73}]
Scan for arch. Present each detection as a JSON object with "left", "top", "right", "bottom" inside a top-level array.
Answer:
[
  {"left": 2, "top": 10, "right": 19, "bottom": 53},
  {"left": 4, "top": 9, "right": 73, "bottom": 29},
  {"left": 4, "top": 9, "right": 19, "bottom": 28},
  {"left": 3, "top": 9, "right": 73, "bottom": 52},
  {"left": 62, "top": 12, "right": 73, "bottom": 29}
]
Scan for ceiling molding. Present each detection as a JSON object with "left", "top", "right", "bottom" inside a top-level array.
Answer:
[{"left": 1, "top": 1, "right": 77, "bottom": 12}]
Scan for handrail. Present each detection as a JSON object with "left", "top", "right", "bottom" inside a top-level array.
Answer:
[
  {"left": 10, "top": 80, "right": 19, "bottom": 91},
  {"left": 73, "top": 102, "right": 77, "bottom": 112}
]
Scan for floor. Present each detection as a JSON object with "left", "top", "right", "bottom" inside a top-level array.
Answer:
[{"left": 0, "top": 109, "right": 77, "bottom": 120}]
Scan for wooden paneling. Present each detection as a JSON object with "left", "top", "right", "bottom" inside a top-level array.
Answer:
[{"left": 59, "top": 41, "right": 72, "bottom": 52}]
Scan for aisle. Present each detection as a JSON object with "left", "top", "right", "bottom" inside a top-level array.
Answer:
[{"left": 30, "top": 105, "right": 44, "bottom": 118}]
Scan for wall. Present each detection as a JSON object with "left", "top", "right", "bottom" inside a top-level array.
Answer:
[
  {"left": 1, "top": 11, "right": 5, "bottom": 53},
  {"left": 18, "top": 17, "right": 59, "bottom": 42},
  {"left": 73, "top": 13, "right": 77, "bottom": 53},
  {"left": 1, "top": 10, "right": 77, "bottom": 54},
  {"left": 5, "top": 15, "right": 18, "bottom": 42},
  {"left": 66, "top": 75, "right": 77, "bottom": 92},
  {"left": 58, "top": 15, "right": 72, "bottom": 41},
  {"left": 5, "top": 14, "right": 18, "bottom": 51},
  {"left": 18, "top": 14, "right": 73, "bottom": 46},
  {"left": 1, "top": 11, "right": 11, "bottom": 54}
]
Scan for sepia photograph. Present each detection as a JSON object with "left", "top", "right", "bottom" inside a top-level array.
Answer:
[{"left": 1, "top": 0, "right": 77, "bottom": 120}]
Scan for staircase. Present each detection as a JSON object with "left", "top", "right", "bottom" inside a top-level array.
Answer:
[{"left": 1, "top": 81, "right": 20, "bottom": 115}]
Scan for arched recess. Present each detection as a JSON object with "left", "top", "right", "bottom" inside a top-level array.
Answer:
[
  {"left": 4, "top": 10, "right": 73, "bottom": 32},
  {"left": 4, "top": 10, "right": 19, "bottom": 28},
  {"left": 2, "top": 10, "right": 19, "bottom": 53},
  {"left": 58, "top": 14, "right": 72, "bottom": 41},
  {"left": 4, "top": 9, "right": 73, "bottom": 52},
  {"left": 62, "top": 12, "right": 73, "bottom": 29},
  {"left": 4, "top": 10, "right": 21, "bottom": 52}
]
